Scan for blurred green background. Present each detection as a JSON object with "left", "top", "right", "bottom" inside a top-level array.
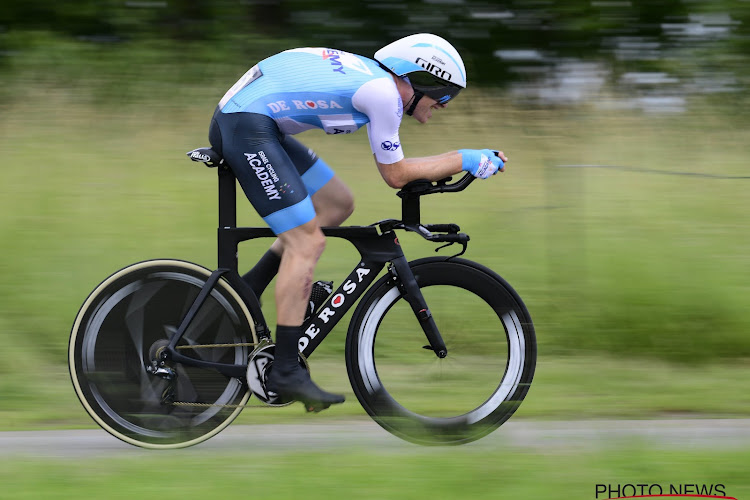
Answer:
[{"left": 1, "top": 0, "right": 749, "bottom": 497}]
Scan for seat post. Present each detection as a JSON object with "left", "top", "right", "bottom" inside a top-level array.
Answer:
[
  {"left": 218, "top": 165, "right": 237, "bottom": 229},
  {"left": 217, "top": 165, "right": 239, "bottom": 270}
]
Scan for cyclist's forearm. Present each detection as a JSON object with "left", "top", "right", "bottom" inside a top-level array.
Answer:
[
  {"left": 376, "top": 151, "right": 462, "bottom": 188},
  {"left": 403, "top": 152, "right": 463, "bottom": 180}
]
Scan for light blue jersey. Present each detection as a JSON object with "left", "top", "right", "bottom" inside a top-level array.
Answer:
[
  {"left": 220, "top": 49, "right": 393, "bottom": 135},
  {"left": 212, "top": 47, "right": 406, "bottom": 235}
]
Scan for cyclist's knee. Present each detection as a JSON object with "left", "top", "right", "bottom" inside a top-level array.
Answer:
[
  {"left": 279, "top": 220, "right": 326, "bottom": 261},
  {"left": 339, "top": 192, "right": 355, "bottom": 221},
  {"left": 327, "top": 195, "right": 354, "bottom": 226},
  {"left": 307, "top": 228, "right": 326, "bottom": 260},
  {"left": 313, "top": 176, "right": 355, "bottom": 226}
]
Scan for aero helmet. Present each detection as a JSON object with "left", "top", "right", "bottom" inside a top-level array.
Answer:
[{"left": 374, "top": 33, "right": 467, "bottom": 115}]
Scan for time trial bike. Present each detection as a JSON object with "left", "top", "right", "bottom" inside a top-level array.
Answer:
[{"left": 68, "top": 146, "right": 536, "bottom": 448}]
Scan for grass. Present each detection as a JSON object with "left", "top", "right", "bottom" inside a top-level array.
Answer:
[
  {"left": 1, "top": 444, "right": 748, "bottom": 499},
  {"left": 2, "top": 354, "right": 750, "bottom": 431},
  {"left": 0, "top": 83, "right": 749, "bottom": 430}
]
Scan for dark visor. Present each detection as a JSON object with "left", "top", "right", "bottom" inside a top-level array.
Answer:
[{"left": 407, "top": 73, "right": 463, "bottom": 104}]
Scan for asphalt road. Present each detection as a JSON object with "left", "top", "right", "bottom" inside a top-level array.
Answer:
[{"left": 2, "top": 419, "right": 749, "bottom": 457}]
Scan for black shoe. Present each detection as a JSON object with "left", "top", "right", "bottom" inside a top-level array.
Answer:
[
  {"left": 266, "top": 366, "right": 345, "bottom": 412},
  {"left": 268, "top": 324, "right": 344, "bottom": 412},
  {"left": 304, "top": 280, "right": 334, "bottom": 323}
]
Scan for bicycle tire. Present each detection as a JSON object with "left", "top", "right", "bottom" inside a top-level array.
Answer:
[
  {"left": 69, "top": 259, "right": 256, "bottom": 449},
  {"left": 346, "top": 257, "right": 536, "bottom": 445}
]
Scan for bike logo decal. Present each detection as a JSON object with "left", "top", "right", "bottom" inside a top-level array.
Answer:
[
  {"left": 299, "top": 266, "right": 371, "bottom": 349},
  {"left": 316, "top": 267, "right": 370, "bottom": 324}
]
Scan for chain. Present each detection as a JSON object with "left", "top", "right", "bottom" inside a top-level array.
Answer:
[
  {"left": 171, "top": 400, "right": 254, "bottom": 409},
  {"left": 175, "top": 342, "right": 258, "bottom": 350},
  {"left": 171, "top": 400, "right": 289, "bottom": 409},
  {"left": 167, "top": 340, "right": 285, "bottom": 408}
]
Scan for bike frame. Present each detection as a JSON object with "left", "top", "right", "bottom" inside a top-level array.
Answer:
[{"left": 162, "top": 164, "right": 469, "bottom": 379}]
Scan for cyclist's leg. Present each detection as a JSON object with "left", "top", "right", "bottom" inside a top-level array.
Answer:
[
  {"left": 274, "top": 218, "right": 325, "bottom": 326},
  {"left": 209, "top": 110, "right": 344, "bottom": 409},
  {"left": 311, "top": 175, "right": 354, "bottom": 226},
  {"left": 271, "top": 218, "right": 345, "bottom": 410},
  {"left": 240, "top": 135, "right": 354, "bottom": 296},
  {"left": 209, "top": 109, "right": 320, "bottom": 317},
  {"left": 209, "top": 111, "right": 284, "bottom": 296},
  {"left": 280, "top": 135, "right": 355, "bottom": 226}
]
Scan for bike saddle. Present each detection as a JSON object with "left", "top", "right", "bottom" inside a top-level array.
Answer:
[{"left": 186, "top": 147, "right": 224, "bottom": 168}]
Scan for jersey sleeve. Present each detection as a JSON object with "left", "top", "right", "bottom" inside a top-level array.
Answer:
[{"left": 352, "top": 77, "right": 405, "bottom": 164}]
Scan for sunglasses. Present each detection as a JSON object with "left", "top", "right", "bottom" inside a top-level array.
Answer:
[{"left": 406, "top": 73, "right": 463, "bottom": 104}]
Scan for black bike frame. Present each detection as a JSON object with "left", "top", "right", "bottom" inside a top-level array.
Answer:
[{"left": 163, "top": 164, "right": 464, "bottom": 379}]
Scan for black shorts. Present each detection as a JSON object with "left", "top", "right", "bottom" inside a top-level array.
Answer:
[{"left": 208, "top": 108, "right": 335, "bottom": 234}]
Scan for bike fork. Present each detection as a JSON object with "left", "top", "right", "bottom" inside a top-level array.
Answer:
[{"left": 390, "top": 256, "right": 447, "bottom": 358}]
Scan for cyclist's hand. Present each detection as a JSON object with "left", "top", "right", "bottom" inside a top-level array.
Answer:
[{"left": 458, "top": 149, "right": 506, "bottom": 179}]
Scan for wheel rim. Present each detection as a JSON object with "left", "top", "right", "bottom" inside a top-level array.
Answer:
[
  {"left": 70, "top": 261, "right": 254, "bottom": 448},
  {"left": 350, "top": 260, "right": 535, "bottom": 444}
]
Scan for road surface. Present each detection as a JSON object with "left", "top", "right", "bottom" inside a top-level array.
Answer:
[{"left": 1, "top": 419, "right": 749, "bottom": 457}]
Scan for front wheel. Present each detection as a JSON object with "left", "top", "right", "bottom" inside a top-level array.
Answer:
[
  {"left": 346, "top": 257, "right": 536, "bottom": 445},
  {"left": 69, "top": 259, "right": 257, "bottom": 449}
]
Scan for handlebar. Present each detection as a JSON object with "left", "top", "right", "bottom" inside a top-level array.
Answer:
[
  {"left": 428, "top": 232, "right": 470, "bottom": 244},
  {"left": 396, "top": 172, "right": 476, "bottom": 199},
  {"left": 395, "top": 173, "right": 476, "bottom": 229},
  {"left": 386, "top": 175, "right": 475, "bottom": 256}
]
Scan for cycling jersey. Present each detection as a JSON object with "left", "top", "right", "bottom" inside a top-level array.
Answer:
[
  {"left": 210, "top": 47, "right": 405, "bottom": 235},
  {"left": 218, "top": 48, "right": 405, "bottom": 165}
]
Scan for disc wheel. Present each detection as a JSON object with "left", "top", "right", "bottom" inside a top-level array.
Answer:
[{"left": 69, "top": 260, "right": 256, "bottom": 448}]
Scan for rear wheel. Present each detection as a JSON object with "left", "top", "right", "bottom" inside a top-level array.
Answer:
[
  {"left": 346, "top": 257, "right": 536, "bottom": 445},
  {"left": 69, "top": 260, "right": 256, "bottom": 448}
]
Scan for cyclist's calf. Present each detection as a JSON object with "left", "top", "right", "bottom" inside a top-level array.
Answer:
[{"left": 275, "top": 219, "right": 327, "bottom": 325}]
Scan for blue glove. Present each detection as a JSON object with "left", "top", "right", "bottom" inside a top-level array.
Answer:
[{"left": 459, "top": 149, "right": 504, "bottom": 179}]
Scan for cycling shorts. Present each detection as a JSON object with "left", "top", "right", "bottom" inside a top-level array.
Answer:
[{"left": 208, "top": 109, "right": 335, "bottom": 234}]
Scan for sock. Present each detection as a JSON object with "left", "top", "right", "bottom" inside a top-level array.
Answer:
[
  {"left": 273, "top": 325, "right": 303, "bottom": 374},
  {"left": 242, "top": 249, "right": 281, "bottom": 298}
]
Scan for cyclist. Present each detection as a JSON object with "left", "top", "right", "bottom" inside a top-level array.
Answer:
[{"left": 207, "top": 33, "right": 507, "bottom": 412}]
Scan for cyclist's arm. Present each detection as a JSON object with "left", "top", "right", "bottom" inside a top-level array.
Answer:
[
  {"left": 375, "top": 153, "right": 462, "bottom": 189},
  {"left": 375, "top": 149, "right": 508, "bottom": 188},
  {"left": 354, "top": 77, "right": 508, "bottom": 188}
]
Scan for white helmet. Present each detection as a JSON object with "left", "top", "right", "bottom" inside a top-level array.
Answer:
[{"left": 375, "top": 33, "right": 467, "bottom": 109}]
